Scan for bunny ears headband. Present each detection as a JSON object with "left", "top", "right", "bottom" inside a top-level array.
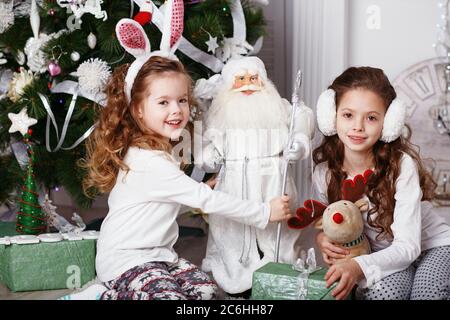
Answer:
[{"left": 115, "top": 0, "right": 184, "bottom": 104}]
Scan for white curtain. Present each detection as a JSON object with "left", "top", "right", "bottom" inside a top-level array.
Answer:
[{"left": 286, "top": 0, "right": 349, "bottom": 204}]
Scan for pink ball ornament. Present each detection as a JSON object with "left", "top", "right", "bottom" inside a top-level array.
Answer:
[{"left": 48, "top": 61, "right": 61, "bottom": 76}]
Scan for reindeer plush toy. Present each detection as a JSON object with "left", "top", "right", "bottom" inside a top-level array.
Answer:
[{"left": 288, "top": 170, "right": 374, "bottom": 260}]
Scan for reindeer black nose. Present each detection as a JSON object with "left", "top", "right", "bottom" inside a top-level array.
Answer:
[{"left": 333, "top": 212, "right": 344, "bottom": 224}]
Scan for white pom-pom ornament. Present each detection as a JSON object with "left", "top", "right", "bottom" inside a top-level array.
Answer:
[{"left": 74, "top": 58, "right": 111, "bottom": 95}]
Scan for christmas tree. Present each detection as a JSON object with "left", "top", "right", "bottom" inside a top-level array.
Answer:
[{"left": 0, "top": 0, "right": 267, "bottom": 208}]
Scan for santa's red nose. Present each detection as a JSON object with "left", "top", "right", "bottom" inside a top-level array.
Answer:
[{"left": 332, "top": 212, "right": 344, "bottom": 224}]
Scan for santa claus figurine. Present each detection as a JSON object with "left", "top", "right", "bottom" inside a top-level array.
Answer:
[{"left": 194, "top": 56, "right": 315, "bottom": 297}]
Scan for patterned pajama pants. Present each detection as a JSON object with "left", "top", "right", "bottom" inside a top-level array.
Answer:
[
  {"left": 356, "top": 246, "right": 450, "bottom": 300},
  {"left": 101, "top": 258, "right": 218, "bottom": 300}
]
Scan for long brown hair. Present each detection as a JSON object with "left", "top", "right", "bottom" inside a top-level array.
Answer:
[
  {"left": 313, "top": 66, "right": 436, "bottom": 240},
  {"left": 80, "top": 56, "right": 194, "bottom": 196}
]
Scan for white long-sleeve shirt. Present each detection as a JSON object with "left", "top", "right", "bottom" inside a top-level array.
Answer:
[
  {"left": 96, "top": 147, "right": 270, "bottom": 282},
  {"left": 313, "top": 153, "right": 450, "bottom": 287}
]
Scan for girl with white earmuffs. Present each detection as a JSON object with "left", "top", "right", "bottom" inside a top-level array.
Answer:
[{"left": 313, "top": 66, "right": 450, "bottom": 300}]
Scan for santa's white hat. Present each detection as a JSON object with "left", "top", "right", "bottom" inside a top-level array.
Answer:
[{"left": 221, "top": 56, "right": 268, "bottom": 87}]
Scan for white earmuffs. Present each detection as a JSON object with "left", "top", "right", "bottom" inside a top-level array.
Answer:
[{"left": 316, "top": 89, "right": 406, "bottom": 143}]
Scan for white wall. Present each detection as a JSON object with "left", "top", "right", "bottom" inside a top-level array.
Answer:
[
  {"left": 348, "top": 0, "right": 438, "bottom": 79},
  {"left": 286, "top": 0, "right": 439, "bottom": 99}
]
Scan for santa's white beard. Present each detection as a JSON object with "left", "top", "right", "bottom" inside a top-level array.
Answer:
[{"left": 205, "top": 80, "right": 289, "bottom": 130}]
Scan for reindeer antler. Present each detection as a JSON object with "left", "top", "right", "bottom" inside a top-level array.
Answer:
[
  {"left": 341, "top": 169, "right": 373, "bottom": 203},
  {"left": 288, "top": 199, "right": 327, "bottom": 229},
  {"left": 288, "top": 170, "right": 373, "bottom": 230}
]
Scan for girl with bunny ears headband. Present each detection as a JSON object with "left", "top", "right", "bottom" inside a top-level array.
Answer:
[
  {"left": 77, "top": 0, "right": 293, "bottom": 300},
  {"left": 82, "top": 0, "right": 191, "bottom": 194},
  {"left": 312, "top": 67, "right": 445, "bottom": 301}
]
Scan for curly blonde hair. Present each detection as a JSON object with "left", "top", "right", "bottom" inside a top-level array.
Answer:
[{"left": 80, "top": 56, "right": 194, "bottom": 196}]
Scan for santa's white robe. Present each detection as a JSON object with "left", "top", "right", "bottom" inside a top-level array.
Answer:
[{"left": 195, "top": 99, "right": 314, "bottom": 294}]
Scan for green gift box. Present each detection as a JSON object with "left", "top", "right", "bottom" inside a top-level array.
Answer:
[
  {"left": 0, "top": 240, "right": 96, "bottom": 292},
  {"left": 252, "top": 262, "right": 346, "bottom": 300},
  {"left": 0, "top": 221, "right": 97, "bottom": 292}
]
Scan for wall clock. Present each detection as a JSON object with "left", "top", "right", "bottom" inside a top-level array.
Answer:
[{"left": 393, "top": 57, "right": 450, "bottom": 205}]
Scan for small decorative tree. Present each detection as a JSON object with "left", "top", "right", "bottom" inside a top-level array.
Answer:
[{"left": 8, "top": 107, "right": 47, "bottom": 234}]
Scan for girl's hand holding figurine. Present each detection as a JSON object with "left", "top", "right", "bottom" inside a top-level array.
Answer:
[{"left": 269, "top": 195, "right": 293, "bottom": 222}]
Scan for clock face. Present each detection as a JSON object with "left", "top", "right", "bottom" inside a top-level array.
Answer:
[{"left": 393, "top": 57, "right": 450, "bottom": 205}]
